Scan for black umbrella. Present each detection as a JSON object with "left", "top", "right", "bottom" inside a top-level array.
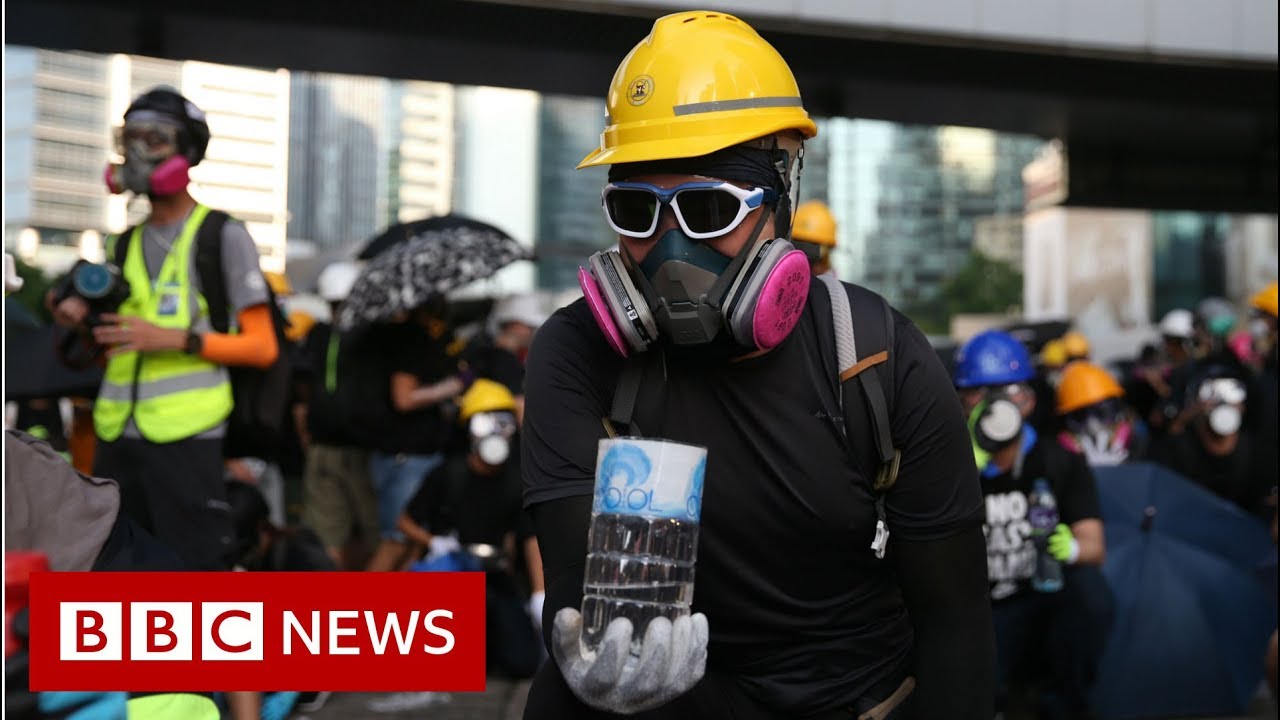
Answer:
[
  {"left": 337, "top": 222, "right": 530, "bottom": 331},
  {"left": 4, "top": 325, "right": 103, "bottom": 401},
  {"left": 357, "top": 214, "right": 515, "bottom": 261},
  {"left": 5, "top": 296, "right": 42, "bottom": 332}
]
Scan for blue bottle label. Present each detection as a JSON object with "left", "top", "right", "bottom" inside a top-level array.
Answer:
[{"left": 593, "top": 439, "right": 706, "bottom": 521}]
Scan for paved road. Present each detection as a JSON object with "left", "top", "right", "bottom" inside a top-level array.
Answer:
[
  {"left": 303, "top": 679, "right": 531, "bottom": 720},
  {"left": 304, "top": 680, "right": 1275, "bottom": 720}
]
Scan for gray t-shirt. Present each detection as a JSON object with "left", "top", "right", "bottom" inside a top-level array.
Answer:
[
  {"left": 138, "top": 213, "right": 269, "bottom": 317},
  {"left": 121, "top": 209, "right": 270, "bottom": 439}
]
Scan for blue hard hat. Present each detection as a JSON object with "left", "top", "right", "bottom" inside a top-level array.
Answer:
[{"left": 953, "top": 330, "right": 1035, "bottom": 388}]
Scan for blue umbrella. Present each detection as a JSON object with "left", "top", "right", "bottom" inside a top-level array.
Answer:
[{"left": 1090, "top": 462, "right": 1276, "bottom": 719}]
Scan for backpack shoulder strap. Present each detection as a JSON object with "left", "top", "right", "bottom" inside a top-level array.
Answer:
[
  {"left": 816, "top": 274, "right": 900, "bottom": 558},
  {"left": 606, "top": 350, "right": 666, "bottom": 438},
  {"left": 109, "top": 225, "right": 137, "bottom": 265},
  {"left": 193, "top": 208, "right": 232, "bottom": 333}
]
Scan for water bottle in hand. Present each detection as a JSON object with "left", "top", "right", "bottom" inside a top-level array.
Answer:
[
  {"left": 1028, "top": 478, "right": 1064, "bottom": 593},
  {"left": 581, "top": 438, "right": 706, "bottom": 663}
]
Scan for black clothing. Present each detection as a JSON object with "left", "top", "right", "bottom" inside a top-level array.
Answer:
[
  {"left": 980, "top": 435, "right": 1102, "bottom": 602},
  {"left": 299, "top": 323, "right": 364, "bottom": 447},
  {"left": 272, "top": 339, "right": 308, "bottom": 475},
  {"left": 381, "top": 323, "right": 455, "bottom": 455},
  {"left": 1027, "top": 374, "right": 1060, "bottom": 436},
  {"left": 13, "top": 401, "right": 68, "bottom": 452},
  {"left": 991, "top": 565, "right": 1114, "bottom": 718},
  {"left": 463, "top": 336, "right": 526, "bottom": 396},
  {"left": 258, "top": 528, "right": 338, "bottom": 572},
  {"left": 523, "top": 289, "right": 986, "bottom": 717},
  {"left": 1150, "top": 428, "right": 1274, "bottom": 519},
  {"left": 406, "top": 451, "right": 523, "bottom": 548},
  {"left": 93, "top": 436, "right": 234, "bottom": 570}
]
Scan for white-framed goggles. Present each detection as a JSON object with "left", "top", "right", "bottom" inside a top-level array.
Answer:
[
  {"left": 601, "top": 180, "right": 777, "bottom": 241},
  {"left": 468, "top": 411, "right": 517, "bottom": 439},
  {"left": 1197, "top": 377, "right": 1246, "bottom": 405}
]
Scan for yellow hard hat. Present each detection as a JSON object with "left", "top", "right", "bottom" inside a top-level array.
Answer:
[
  {"left": 577, "top": 11, "right": 817, "bottom": 169},
  {"left": 1056, "top": 361, "right": 1123, "bottom": 415},
  {"left": 264, "top": 271, "right": 293, "bottom": 296},
  {"left": 1251, "top": 282, "right": 1278, "bottom": 317},
  {"left": 1061, "top": 331, "right": 1090, "bottom": 359},
  {"left": 458, "top": 379, "right": 517, "bottom": 423},
  {"left": 284, "top": 310, "right": 316, "bottom": 343},
  {"left": 1039, "top": 339, "right": 1068, "bottom": 368},
  {"left": 791, "top": 200, "right": 837, "bottom": 247}
]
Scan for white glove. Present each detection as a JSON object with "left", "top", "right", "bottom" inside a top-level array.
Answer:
[
  {"left": 1079, "top": 433, "right": 1128, "bottom": 467},
  {"left": 552, "top": 608, "right": 708, "bottom": 715},
  {"left": 528, "top": 591, "right": 546, "bottom": 632},
  {"left": 425, "top": 533, "right": 461, "bottom": 561}
]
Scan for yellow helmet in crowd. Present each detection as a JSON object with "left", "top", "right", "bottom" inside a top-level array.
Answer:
[
  {"left": 578, "top": 11, "right": 817, "bottom": 169},
  {"left": 1056, "top": 361, "right": 1123, "bottom": 415},
  {"left": 264, "top": 271, "right": 293, "bottom": 297},
  {"left": 1061, "top": 331, "right": 1090, "bottom": 360},
  {"left": 459, "top": 379, "right": 517, "bottom": 423},
  {"left": 791, "top": 200, "right": 837, "bottom": 247},
  {"left": 1039, "top": 339, "right": 1069, "bottom": 369},
  {"left": 1251, "top": 282, "right": 1278, "bottom": 318},
  {"left": 284, "top": 309, "right": 316, "bottom": 343}
]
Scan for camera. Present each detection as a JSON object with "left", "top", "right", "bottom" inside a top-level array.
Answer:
[{"left": 54, "top": 260, "right": 131, "bottom": 325}]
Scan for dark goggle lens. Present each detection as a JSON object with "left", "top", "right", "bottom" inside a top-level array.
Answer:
[
  {"left": 605, "top": 189, "right": 659, "bottom": 233},
  {"left": 117, "top": 124, "right": 178, "bottom": 154},
  {"left": 675, "top": 188, "right": 741, "bottom": 235}
]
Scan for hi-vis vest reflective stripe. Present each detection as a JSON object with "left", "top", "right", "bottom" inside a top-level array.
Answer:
[
  {"left": 127, "top": 692, "right": 219, "bottom": 719},
  {"left": 94, "top": 204, "right": 233, "bottom": 443}
]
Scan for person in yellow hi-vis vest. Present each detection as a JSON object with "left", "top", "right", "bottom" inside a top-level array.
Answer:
[
  {"left": 50, "top": 86, "right": 278, "bottom": 572},
  {"left": 48, "top": 85, "right": 277, "bottom": 720}
]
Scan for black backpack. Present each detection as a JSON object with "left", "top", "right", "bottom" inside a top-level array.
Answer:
[
  {"left": 606, "top": 275, "right": 901, "bottom": 559},
  {"left": 112, "top": 210, "right": 293, "bottom": 459}
]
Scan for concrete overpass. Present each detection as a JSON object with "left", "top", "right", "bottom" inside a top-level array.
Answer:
[{"left": 8, "top": 0, "right": 1276, "bottom": 213}]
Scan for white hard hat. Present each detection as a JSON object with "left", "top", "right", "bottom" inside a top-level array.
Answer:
[
  {"left": 492, "top": 293, "right": 548, "bottom": 330},
  {"left": 4, "top": 253, "right": 23, "bottom": 294},
  {"left": 317, "top": 261, "right": 361, "bottom": 302},
  {"left": 1159, "top": 309, "right": 1195, "bottom": 339}
]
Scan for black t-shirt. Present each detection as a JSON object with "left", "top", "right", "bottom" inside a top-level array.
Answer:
[
  {"left": 299, "top": 323, "right": 360, "bottom": 446},
  {"left": 1150, "top": 429, "right": 1274, "bottom": 519},
  {"left": 406, "top": 450, "right": 523, "bottom": 547},
  {"left": 979, "top": 432, "right": 1101, "bottom": 602},
  {"left": 380, "top": 324, "right": 456, "bottom": 455},
  {"left": 522, "top": 289, "right": 985, "bottom": 714},
  {"left": 462, "top": 336, "right": 526, "bottom": 396}
]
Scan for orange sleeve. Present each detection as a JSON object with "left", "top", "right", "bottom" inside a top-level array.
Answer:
[{"left": 200, "top": 304, "right": 279, "bottom": 369}]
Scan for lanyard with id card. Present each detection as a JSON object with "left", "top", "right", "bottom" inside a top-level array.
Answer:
[{"left": 156, "top": 280, "right": 182, "bottom": 317}]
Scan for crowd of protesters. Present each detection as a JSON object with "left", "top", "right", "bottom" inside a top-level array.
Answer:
[{"left": 3, "top": 19, "right": 1278, "bottom": 718}]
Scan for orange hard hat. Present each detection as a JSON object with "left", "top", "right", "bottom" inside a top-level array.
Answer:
[{"left": 1056, "top": 361, "right": 1124, "bottom": 415}]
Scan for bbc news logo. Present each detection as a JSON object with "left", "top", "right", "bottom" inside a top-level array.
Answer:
[{"left": 29, "top": 572, "right": 485, "bottom": 691}]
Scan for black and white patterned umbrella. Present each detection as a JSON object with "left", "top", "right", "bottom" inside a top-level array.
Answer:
[{"left": 337, "top": 222, "right": 530, "bottom": 330}]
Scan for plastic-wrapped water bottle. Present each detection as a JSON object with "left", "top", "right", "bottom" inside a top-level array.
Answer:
[
  {"left": 1028, "top": 478, "right": 1064, "bottom": 593},
  {"left": 581, "top": 437, "right": 707, "bottom": 658}
]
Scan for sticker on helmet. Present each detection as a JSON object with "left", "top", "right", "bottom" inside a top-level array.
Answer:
[{"left": 627, "top": 76, "right": 654, "bottom": 106}]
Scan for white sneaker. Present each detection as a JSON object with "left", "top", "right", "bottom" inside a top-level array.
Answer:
[{"left": 367, "top": 692, "right": 452, "bottom": 713}]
